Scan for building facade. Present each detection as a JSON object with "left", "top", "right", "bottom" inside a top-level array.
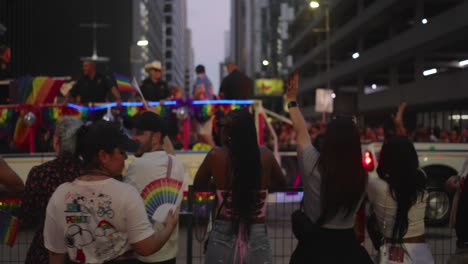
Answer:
[
  {"left": 162, "top": 0, "right": 188, "bottom": 88},
  {"left": 288, "top": 0, "right": 468, "bottom": 129},
  {"left": 132, "top": 0, "right": 165, "bottom": 83}
]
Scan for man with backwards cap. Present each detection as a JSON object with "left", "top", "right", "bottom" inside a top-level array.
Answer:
[
  {"left": 140, "top": 61, "right": 170, "bottom": 104},
  {"left": 125, "top": 111, "right": 184, "bottom": 264}
]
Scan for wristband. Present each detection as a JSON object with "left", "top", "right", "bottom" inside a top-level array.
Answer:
[{"left": 287, "top": 101, "right": 298, "bottom": 109}]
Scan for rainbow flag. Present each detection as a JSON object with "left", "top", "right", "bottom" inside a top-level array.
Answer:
[
  {"left": 0, "top": 197, "right": 21, "bottom": 247},
  {"left": 113, "top": 73, "right": 137, "bottom": 93},
  {"left": 13, "top": 76, "right": 65, "bottom": 151}
]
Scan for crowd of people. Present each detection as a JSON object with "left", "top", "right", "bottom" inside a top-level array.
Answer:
[
  {"left": 271, "top": 121, "right": 468, "bottom": 152},
  {"left": 0, "top": 61, "right": 468, "bottom": 264}
]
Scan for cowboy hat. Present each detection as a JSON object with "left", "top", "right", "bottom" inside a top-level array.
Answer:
[{"left": 144, "top": 60, "right": 162, "bottom": 71}]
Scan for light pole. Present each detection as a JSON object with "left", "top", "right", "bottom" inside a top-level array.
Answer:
[
  {"left": 309, "top": 1, "right": 331, "bottom": 92},
  {"left": 309, "top": 1, "right": 331, "bottom": 122}
]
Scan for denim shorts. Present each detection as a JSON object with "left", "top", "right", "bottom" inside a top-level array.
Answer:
[{"left": 204, "top": 220, "right": 272, "bottom": 264}]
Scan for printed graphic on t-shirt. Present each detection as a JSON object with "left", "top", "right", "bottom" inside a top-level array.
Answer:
[{"left": 63, "top": 191, "right": 128, "bottom": 263}]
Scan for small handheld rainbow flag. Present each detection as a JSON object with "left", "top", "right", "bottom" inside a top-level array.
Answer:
[
  {"left": 0, "top": 211, "right": 19, "bottom": 247},
  {"left": 113, "top": 73, "right": 137, "bottom": 93}
]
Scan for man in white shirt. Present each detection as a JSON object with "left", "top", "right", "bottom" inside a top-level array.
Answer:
[{"left": 125, "top": 111, "right": 184, "bottom": 264}]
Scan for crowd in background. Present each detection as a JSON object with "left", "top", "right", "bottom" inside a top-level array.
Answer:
[{"left": 270, "top": 121, "right": 468, "bottom": 152}]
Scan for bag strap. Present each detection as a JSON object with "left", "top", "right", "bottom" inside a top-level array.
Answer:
[
  {"left": 214, "top": 191, "right": 228, "bottom": 221},
  {"left": 165, "top": 155, "right": 173, "bottom": 178}
]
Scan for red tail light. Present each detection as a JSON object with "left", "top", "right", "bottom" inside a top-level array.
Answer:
[{"left": 363, "top": 151, "right": 374, "bottom": 171}]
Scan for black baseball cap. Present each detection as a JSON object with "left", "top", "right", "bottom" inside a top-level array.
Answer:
[
  {"left": 132, "top": 111, "right": 167, "bottom": 137},
  {"left": 81, "top": 120, "right": 138, "bottom": 153}
]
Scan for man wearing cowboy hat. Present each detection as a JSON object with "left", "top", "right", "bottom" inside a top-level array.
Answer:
[{"left": 140, "top": 60, "right": 170, "bottom": 103}]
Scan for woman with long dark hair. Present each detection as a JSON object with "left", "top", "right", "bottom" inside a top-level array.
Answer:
[
  {"left": 287, "top": 71, "right": 372, "bottom": 263},
  {"left": 368, "top": 136, "right": 433, "bottom": 263},
  {"left": 194, "top": 108, "right": 286, "bottom": 263}
]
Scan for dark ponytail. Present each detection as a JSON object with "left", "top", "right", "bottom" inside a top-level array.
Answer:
[{"left": 224, "top": 109, "right": 261, "bottom": 236}]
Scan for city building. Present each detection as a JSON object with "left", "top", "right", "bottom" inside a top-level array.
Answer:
[
  {"left": 230, "top": 0, "right": 298, "bottom": 79},
  {"left": 288, "top": 0, "right": 468, "bottom": 130},
  {"left": 184, "top": 28, "right": 194, "bottom": 95},
  {"left": 132, "top": 0, "right": 165, "bottom": 83},
  {"left": 230, "top": 0, "right": 300, "bottom": 111},
  {"left": 163, "top": 0, "right": 189, "bottom": 89}
]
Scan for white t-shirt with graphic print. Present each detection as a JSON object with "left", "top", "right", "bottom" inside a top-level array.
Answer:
[{"left": 44, "top": 178, "right": 154, "bottom": 264}]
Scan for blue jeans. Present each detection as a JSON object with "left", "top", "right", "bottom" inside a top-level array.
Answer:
[{"left": 205, "top": 220, "right": 272, "bottom": 264}]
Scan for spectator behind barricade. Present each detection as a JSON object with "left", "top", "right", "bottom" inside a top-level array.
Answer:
[
  {"left": 44, "top": 120, "right": 178, "bottom": 264},
  {"left": 286, "top": 71, "right": 372, "bottom": 264},
  {"left": 192, "top": 65, "right": 216, "bottom": 147},
  {"left": 194, "top": 109, "right": 286, "bottom": 264},
  {"left": 368, "top": 136, "right": 433, "bottom": 263},
  {"left": 414, "top": 127, "right": 431, "bottom": 142},
  {"left": 376, "top": 126, "right": 385, "bottom": 142},
  {"left": 169, "top": 85, "right": 182, "bottom": 100},
  {"left": 430, "top": 127, "right": 440, "bottom": 142},
  {"left": 439, "top": 130, "right": 450, "bottom": 142},
  {"left": 0, "top": 157, "right": 24, "bottom": 193},
  {"left": 461, "top": 128, "right": 468, "bottom": 143},
  {"left": 446, "top": 157, "right": 468, "bottom": 263},
  {"left": 219, "top": 61, "right": 253, "bottom": 99},
  {"left": 451, "top": 130, "right": 461, "bottom": 143},
  {"left": 21, "top": 116, "right": 83, "bottom": 264},
  {"left": 125, "top": 112, "right": 184, "bottom": 264},
  {"left": 140, "top": 61, "right": 170, "bottom": 104},
  {"left": 365, "top": 127, "right": 377, "bottom": 142}
]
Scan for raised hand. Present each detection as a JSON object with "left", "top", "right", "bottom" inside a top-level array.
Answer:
[
  {"left": 392, "top": 102, "right": 407, "bottom": 136},
  {"left": 286, "top": 70, "right": 299, "bottom": 102}
]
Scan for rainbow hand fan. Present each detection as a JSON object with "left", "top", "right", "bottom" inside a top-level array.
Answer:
[{"left": 141, "top": 178, "right": 184, "bottom": 223}]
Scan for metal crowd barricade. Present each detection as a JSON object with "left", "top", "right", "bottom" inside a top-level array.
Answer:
[{"left": 0, "top": 189, "right": 460, "bottom": 263}]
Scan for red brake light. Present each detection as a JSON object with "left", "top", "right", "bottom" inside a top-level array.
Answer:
[{"left": 363, "top": 151, "right": 374, "bottom": 172}]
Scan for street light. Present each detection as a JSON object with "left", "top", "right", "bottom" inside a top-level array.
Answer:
[
  {"left": 459, "top": 59, "right": 468, "bottom": 67},
  {"left": 309, "top": 1, "right": 320, "bottom": 9},
  {"left": 262, "top": 59, "right": 270, "bottom": 66},
  {"left": 137, "top": 39, "right": 149, "bottom": 47}
]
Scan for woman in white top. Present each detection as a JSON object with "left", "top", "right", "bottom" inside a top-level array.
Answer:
[
  {"left": 287, "top": 71, "right": 372, "bottom": 264},
  {"left": 367, "top": 135, "right": 434, "bottom": 263}
]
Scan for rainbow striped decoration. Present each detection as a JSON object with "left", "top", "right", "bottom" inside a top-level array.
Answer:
[
  {"left": 193, "top": 103, "right": 245, "bottom": 122},
  {"left": 0, "top": 211, "right": 19, "bottom": 247},
  {"left": 123, "top": 106, "right": 147, "bottom": 118},
  {"left": 0, "top": 197, "right": 22, "bottom": 247},
  {"left": 141, "top": 178, "right": 183, "bottom": 223},
  {"left": 21, "top": 77, "right": 65, "bottom": 104},
  {"left": 113, "top": 73, "right": 137, "bottom": 93},
  {"left": 13, "top": 77, "right": 65, "bottom": 151}
]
